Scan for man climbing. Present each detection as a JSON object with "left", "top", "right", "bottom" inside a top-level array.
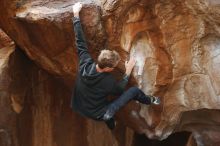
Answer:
[{"left": 71, "top": 2, "right": 160, "bottom": 129}]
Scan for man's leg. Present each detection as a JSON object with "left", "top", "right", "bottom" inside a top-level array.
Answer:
[{"left": 102, "top": 87, "right": 151, "bottom": 121}]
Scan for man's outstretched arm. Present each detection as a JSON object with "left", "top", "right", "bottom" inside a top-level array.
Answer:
[{"left": 72, "top": 2, "right": 93, "bottom": 66}]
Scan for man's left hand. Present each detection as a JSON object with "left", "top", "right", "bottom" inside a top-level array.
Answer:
[{"left": 72, "top": 2, "right": 83, "bottom": 17}]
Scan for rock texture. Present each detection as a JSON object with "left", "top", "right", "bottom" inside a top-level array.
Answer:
[
  {"left": 0, "top": 29, "right": 17, "bottom": 146},
  {"left": 0, "top": 29, "right": 135, "bottom": 146},
  {"left": 0, "top": 0, "right": 220, "bottom": 146},
  {"left": 0, "top": 29, "right": 189, "bottom": 146}
]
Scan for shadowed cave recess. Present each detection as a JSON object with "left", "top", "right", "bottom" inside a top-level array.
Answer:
[{"left": 0, "top": 0, "right": 220, "bottom": 146}]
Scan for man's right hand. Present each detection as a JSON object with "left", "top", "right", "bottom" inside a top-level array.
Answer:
[
  {"left": 125, "top": 58, "right": 136, "bottom": 76},
  {"left": 72, "top": 2, "right": 83, "bottom": 17}
]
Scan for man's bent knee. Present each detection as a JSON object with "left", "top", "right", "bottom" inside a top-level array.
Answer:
[{"left": 127, "top": 86, "right": 139, "bottom": 92}]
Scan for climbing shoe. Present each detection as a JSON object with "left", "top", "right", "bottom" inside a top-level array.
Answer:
[
  {"left": 150, "top": 95, "right": 161, "bottom": 105},
  {"left": 105, "top": 118, "right": 116, "bottom": 130}
]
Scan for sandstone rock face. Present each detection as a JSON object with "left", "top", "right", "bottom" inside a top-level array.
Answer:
[
  {"left": 0, "top": 29, "right": 134, "bottom": 146},
  {"left": 0, "top": 30, "right": 189, "bottom": 146},
  {"left": 0, "top": 29, "right": 17, "bottom": 146},
  {"left": 0, "top": 0, "right": 220, "bottom": 146}
]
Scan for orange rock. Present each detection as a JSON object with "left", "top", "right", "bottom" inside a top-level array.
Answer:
[{"left": 0, "top": 0, "right": 220, "bottom": 145}]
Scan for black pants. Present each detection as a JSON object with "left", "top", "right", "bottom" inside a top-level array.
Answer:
[{"left": 101, "top": 87, "right": 152, "bottom": 121}]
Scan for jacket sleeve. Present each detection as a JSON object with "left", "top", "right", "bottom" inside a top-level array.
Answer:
[
  {"left": 72, "top": 17, "right": 93, "bottom": 68},
  {"left": 110, "top": 74, "right": 130, "bottom": 96}
]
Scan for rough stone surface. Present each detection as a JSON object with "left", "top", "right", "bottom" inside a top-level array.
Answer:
[
  {"left": 0, "top": 29, "right": 135, "bottom": 146},
  {"left": 0, "top": 29, "right": 189, "bottom": 146},
  {"left": 0, "top": 30, "right": 17, "bottom": 146},
  {"left": 0, "top": 0, "right": 220, "bottom": 146},
  {"left": 178, "top": 109, "right": 220, "bottom": 146}
]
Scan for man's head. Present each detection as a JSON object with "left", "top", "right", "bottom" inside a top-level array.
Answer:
[{"left": 97, "top": 49, "right": 121, "bottom": 72}]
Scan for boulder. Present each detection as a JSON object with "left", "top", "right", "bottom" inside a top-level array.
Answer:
[
  {"left": 0, "top": 0, "right": 220, "bottom": 145},
  {"left": 0, "top": 29, "right": 134, "bottom": 146}
]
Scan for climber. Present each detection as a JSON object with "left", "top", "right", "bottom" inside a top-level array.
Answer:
[{"left": 71, "top": 2, "right": 160, "bottom": 130}]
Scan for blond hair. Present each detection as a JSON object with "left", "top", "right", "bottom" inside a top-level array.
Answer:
[{"left": 97, "top": 50, "right": 121, "bottom": 69}]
